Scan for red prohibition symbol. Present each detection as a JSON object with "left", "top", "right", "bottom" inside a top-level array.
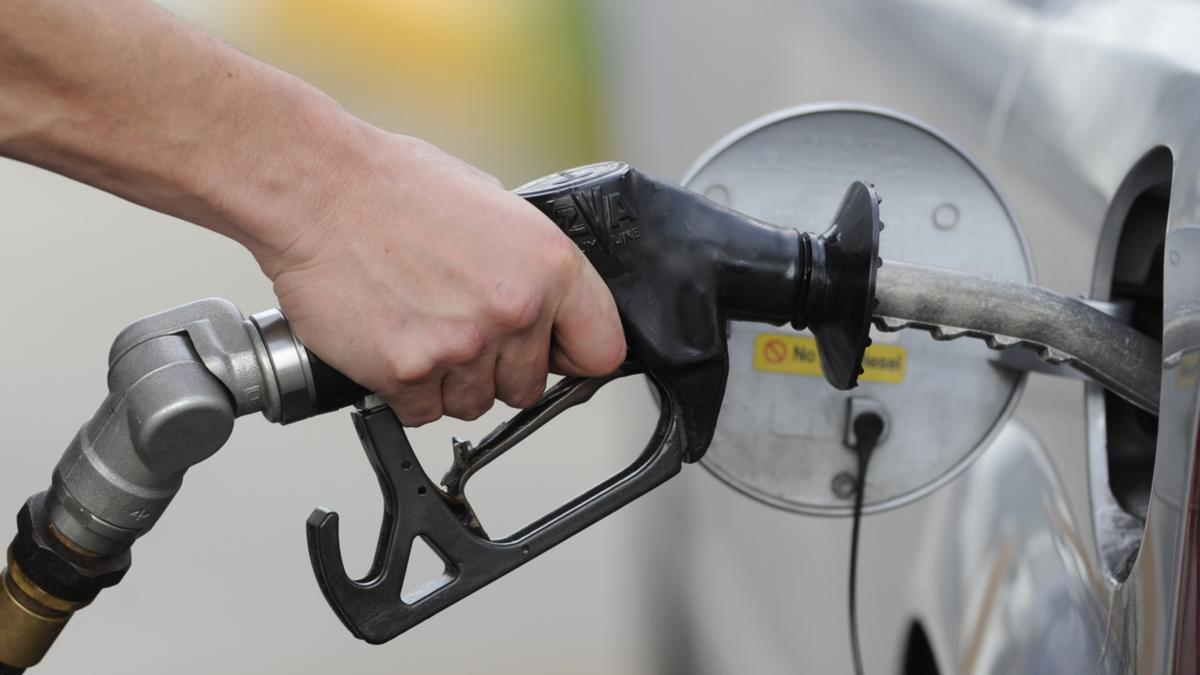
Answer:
[{"left": 763, "top": 338, "right": 787, "bottom": 364}]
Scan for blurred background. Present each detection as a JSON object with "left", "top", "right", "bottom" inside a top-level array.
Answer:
[{"left": 0, "top": 1, "right": 1078, "bottom": 673}]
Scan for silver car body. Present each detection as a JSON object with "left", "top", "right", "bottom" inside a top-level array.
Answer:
[{"left": 601, "top": 1, "right": 1200, "bottom": 672}]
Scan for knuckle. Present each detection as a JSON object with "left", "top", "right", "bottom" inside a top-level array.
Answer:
[
  {"left": 386, "top": 353, "right": 435, "bottom": 385},
  {"left": 488, "top": 283, "right": 542, "bottom": 331},
  {"left": 542, "top": 232, "right": 582, "bottom": 277},
  {"left": 441, "top": 325, "right": 489, "bottom": 364}
]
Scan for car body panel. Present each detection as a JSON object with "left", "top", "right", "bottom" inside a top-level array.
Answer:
[{"left": 602, "top": 0, "right": 1200, "bottom": 672}]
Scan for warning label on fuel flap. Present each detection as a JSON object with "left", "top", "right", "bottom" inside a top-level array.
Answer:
[{"left": 752, "top": 333, "right": 906, "bottom": 384}]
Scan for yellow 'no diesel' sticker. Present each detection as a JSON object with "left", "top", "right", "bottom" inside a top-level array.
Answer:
[{"left": 752, "top": 333, "right": 906, "bottom": 384}]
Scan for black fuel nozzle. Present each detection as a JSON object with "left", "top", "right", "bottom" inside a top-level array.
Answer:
[{"left": 517, "top": 161, "right": 881, "bottom": 400}]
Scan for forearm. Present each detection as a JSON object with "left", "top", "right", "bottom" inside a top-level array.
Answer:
[{"left": 0, "top": 0, "right": 361, "bottom": 257}]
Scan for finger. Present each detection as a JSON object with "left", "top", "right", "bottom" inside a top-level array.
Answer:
[
  {"left": 383, "top": 377, "right": 446, "bottom": 427},
  {"left": 550, "top": 259, "right": 626, "bottom": 376},
  {"left": 494, "top": 327, "right": 552, "bottom": 408},
  {"left": 440, "top": 353, "right": 498, "bottom": 421},
  {"left": 550, "top": 344, "right": 593, "bottom": 376}
]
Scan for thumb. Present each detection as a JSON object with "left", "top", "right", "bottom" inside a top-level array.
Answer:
[{"left": 549, "top": 261, "right": 626, "bottom": 376}]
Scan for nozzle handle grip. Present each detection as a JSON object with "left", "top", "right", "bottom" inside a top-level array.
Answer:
[{"left": 305, "top": 349, "right": 371, "bottom": 416}]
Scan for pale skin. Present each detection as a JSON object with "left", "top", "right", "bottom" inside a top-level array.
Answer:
[{"left": 0, "top": 1, "right": 626, "bottom": 425}]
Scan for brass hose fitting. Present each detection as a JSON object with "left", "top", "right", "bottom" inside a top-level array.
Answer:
[
  {"left": 0, "top": 494, "right": 130, "bottom": 672},
  {"left": 0, "top": 549, "right": 89, "bottom": 670}
]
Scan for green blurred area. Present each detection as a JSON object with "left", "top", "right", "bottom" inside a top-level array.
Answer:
[{"left": 179, "top": 0, "right": 606, "bottom": 184}]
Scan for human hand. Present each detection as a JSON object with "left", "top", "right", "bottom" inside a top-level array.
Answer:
[{"left": 251, "top": 130, "right": 626, "bottom": 425}]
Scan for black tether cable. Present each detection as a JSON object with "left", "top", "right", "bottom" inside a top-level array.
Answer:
[{"left": 848, "top": 412, "right": 884, "bottom": 675}]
